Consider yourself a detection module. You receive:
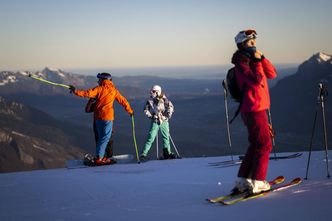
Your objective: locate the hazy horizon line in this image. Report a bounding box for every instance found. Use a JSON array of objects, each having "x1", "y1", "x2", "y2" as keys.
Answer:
[{"x1": 1, "y1": 63, "x2": 299, "y2": 75}]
